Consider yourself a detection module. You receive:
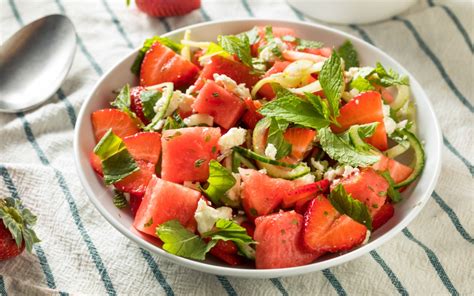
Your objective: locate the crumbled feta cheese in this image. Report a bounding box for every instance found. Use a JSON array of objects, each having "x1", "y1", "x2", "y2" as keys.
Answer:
[
  {"x1": 194, "y1": 199, "x2": 233, "y2": 234},
  {"x1": 258, "y1": 168, "x2": 267, "y2": 174},
  {"x1": 218, "y1": 128, "x2": 247, "y2": 154},
  {"x1": 351, "y1": 88, "x2": 360, "y2": 97},
  {"x1": 123, "y1": 192, "x2": 130, "y2": 202},
  {"x1": 342, "y1": 165, "x2": 359, "y2": 178},
  {"x1": 382, "y1": 104, "x2": 397, "y2": 135},
  {"x1": 154, "y1": 90, "x2": 194, "y2": 118},
  {"x1": 213, "y1": 73, "x2": 251, "y2": 99},
  {"x1": 259, "y1": 38, "x2": 288, "y2": 63},
  {"x1": 264, "y1": 143, "x2": 277, "y2": 160},
  {"x1": 226, "y1": 173, "x2": 241, "y2": 201},
  {"x1": 362, "y1": 230, "x2": 371, "y2": 245},
  {"x1": 152, "y1": 119, "x2": 165, "y2": 131},
  {"x1": 296, "y1": 173, "x2": 315, "y2": 184},
  {"x1": 183, "y1": 114, "x2": 214, "y2": 126},
  {"x1": 324, "y1": 166, "x2": 345, "y2": 181},
  {"x1": 185, "y1": 85, "x2": 196, "y2": 95},
  {"x1": 311, "y1": 159, "x2": 329, "y2": 180}
]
